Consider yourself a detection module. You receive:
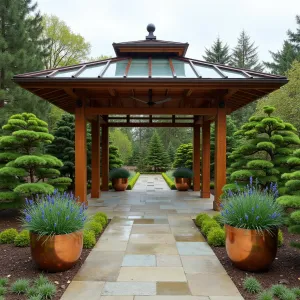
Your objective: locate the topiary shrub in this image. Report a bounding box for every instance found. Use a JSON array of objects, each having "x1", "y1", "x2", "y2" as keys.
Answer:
[
  {"x1": 201, "y1": 219, "x2": 220, "y2": 236},
  {"x1": 0, "y1": 113, "x2": 72, "y2": 207},
  {"x1": 83, "y1": 230, "x2": 96, "y2": 249},
  {"x1": 0, "y1": 228, "x2": 18, "y2": 244},
  {"x1": 172, "y1": 168, "x2": 193, "y2": 178},
  {"x1": 127, "y1": 172, "x2": 140, "y2": 190},
  {"x1": 278, "y1": 229, "x2": 284, "y2": 247},
  {"x1": 212, "y1": 214, "x2": 223, "y2": 226},
  {"x1": 93, "y1": 212, "x2": 108, "y2": 224},
  {"x1": 162, "y1": 172, "x2": 176, "y2": 190},
  {"x1": 195, "y1": 213, "x2": 211, "y2": 228},
  {"x1": 173, "y1": 143, "x2": 193, "y2": 169},
  {"x1": 243, "y1": 276, "x2": 262, "y2": 294},
  {"x1": 207, "y1": 228, "x2": 225, "y2": 246},
  {"x1": 85, "y1": 220, "x2": 103, "y2": 235},
  {"x1": 109, "y1": 168, "x2": 130, "y2": 179},
  {"x1": 11, "y1": 279, "x2": 30, "y2": 294},
  {"x1": 14, "y1": 230, "x2": 30, "y2": 247},
  {"x1": 93, "y1": 215, "x2": 106, "y2": 227}
]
